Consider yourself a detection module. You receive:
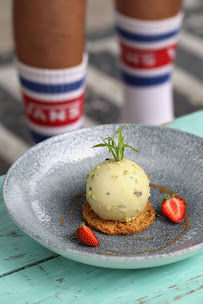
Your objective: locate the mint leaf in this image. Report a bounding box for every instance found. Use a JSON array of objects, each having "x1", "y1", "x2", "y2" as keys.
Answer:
[
  {"x1": 117, "y1": 131, "x2": 124, "y2": 161},
  {"x1": 101, "y1": 137, "x2": 117, "y2": 160},
  {"x1": 123, "y1": 144, "x2": 139, "y2": 153},
  {"x1": 92, "y1": 143, "x2": 107, "y2": 148},
  {"x1": 92, "y1": 125, "x2": 139, "y2": 161},
  {"x1": 113, "y1": 124, "x2": 126, "y2": 137}
]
